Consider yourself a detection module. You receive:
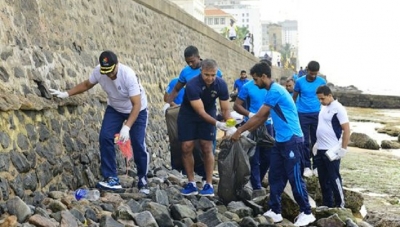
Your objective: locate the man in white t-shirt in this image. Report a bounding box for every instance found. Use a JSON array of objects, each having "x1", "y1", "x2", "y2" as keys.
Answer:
[
  {"x1": 49, "y1": 51, "x2": 150, "y2": 194},
  {"x1": 315, "y1": 85, "x2": 350, "y2": 208}
]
